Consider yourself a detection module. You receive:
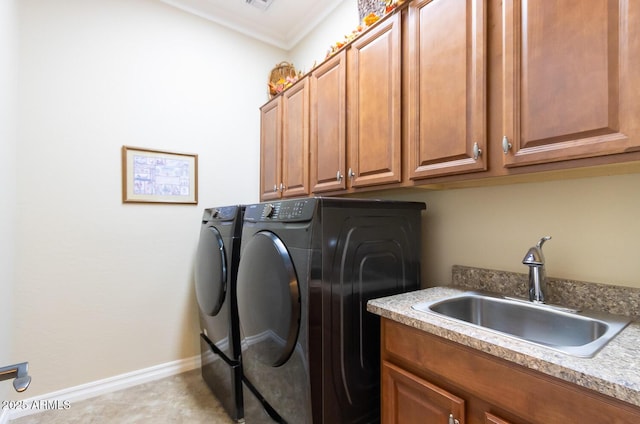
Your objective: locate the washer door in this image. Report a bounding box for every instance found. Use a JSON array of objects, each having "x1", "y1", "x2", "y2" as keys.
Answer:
[
  {"x1": 195, "y1": 225, "x2": 227, "y2": 316},
  {"x1": 237, "y1": 231, "x2": 300, "y2": 367}
]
